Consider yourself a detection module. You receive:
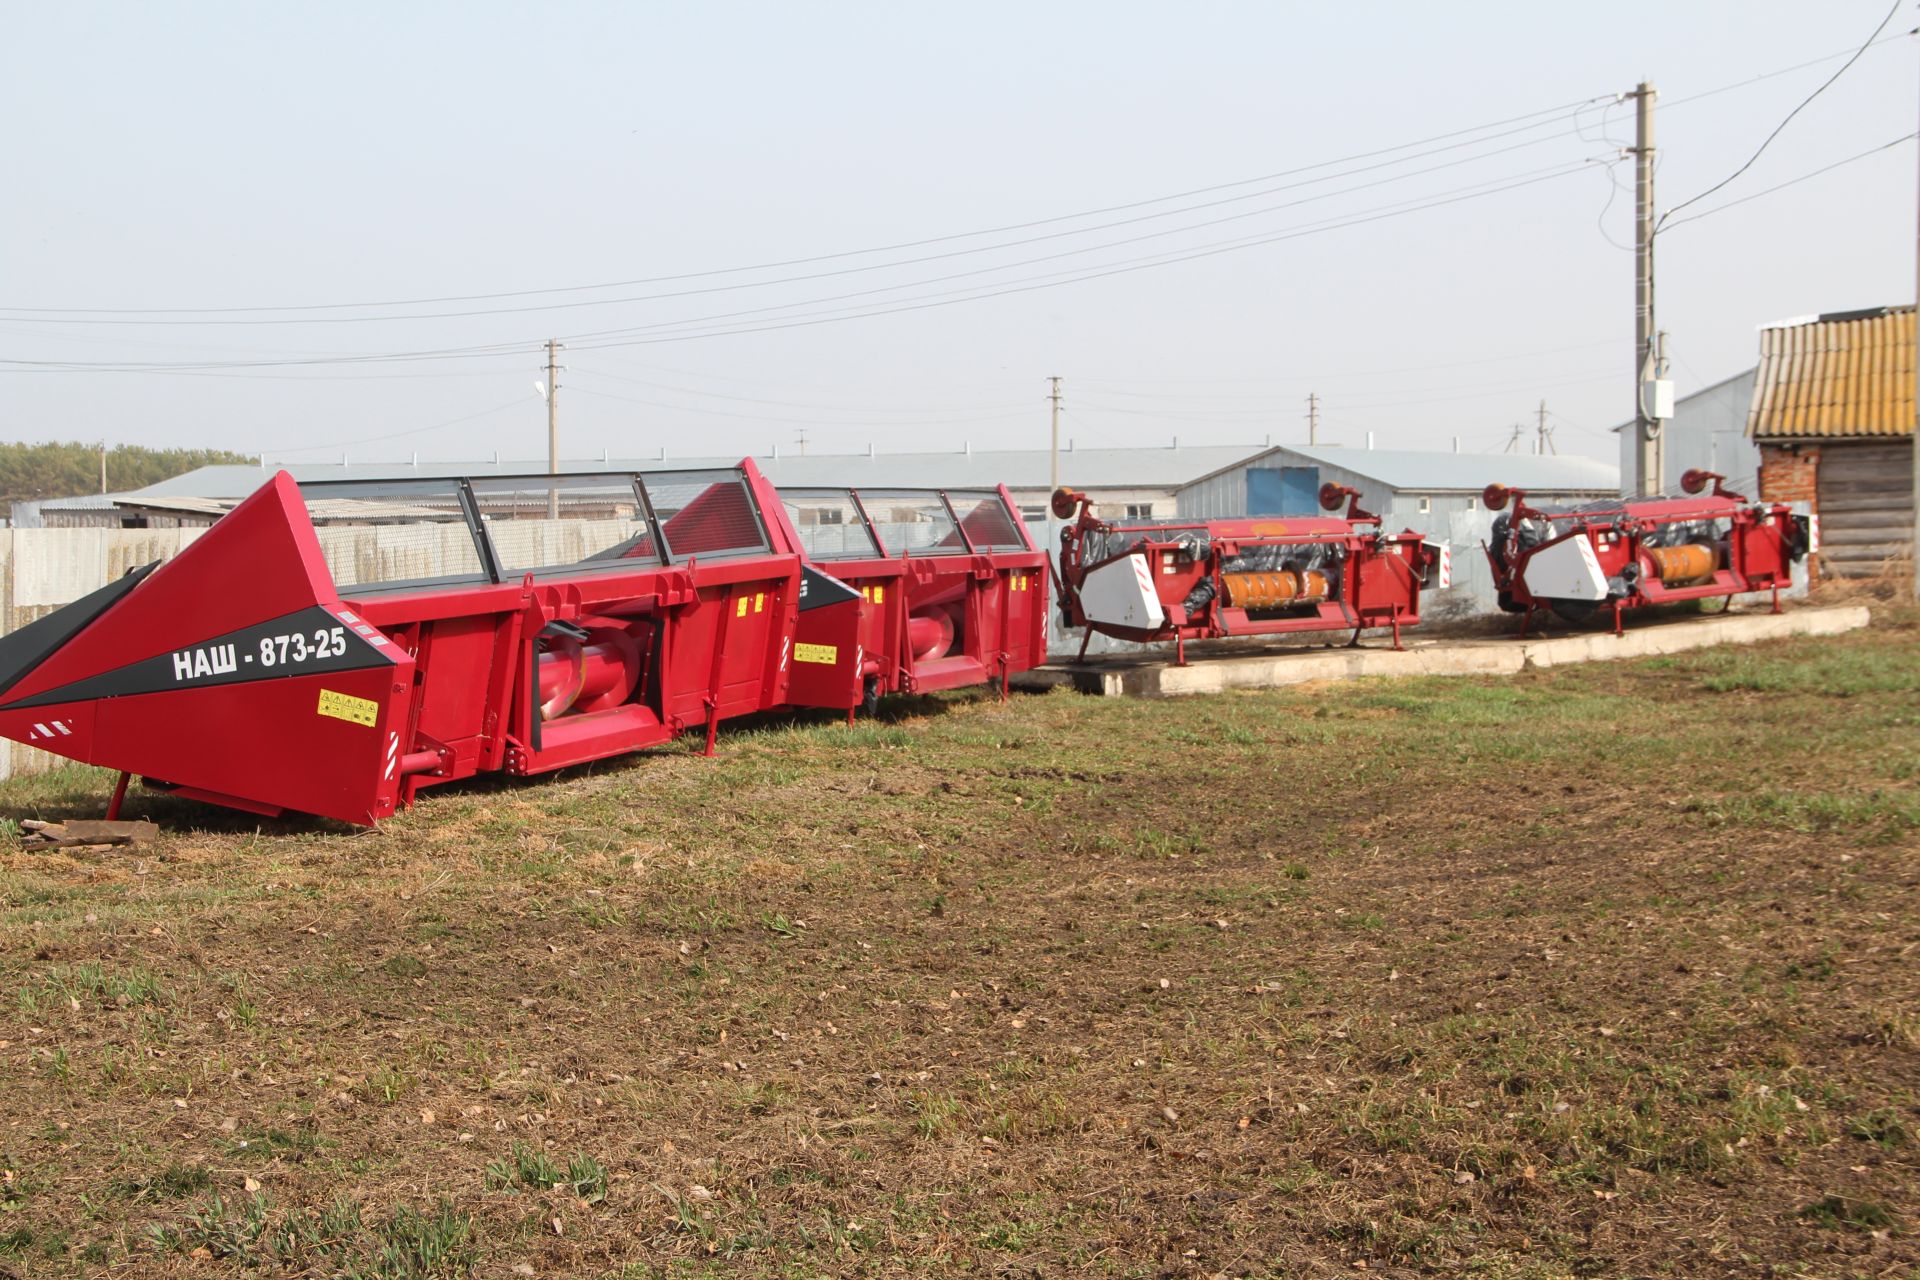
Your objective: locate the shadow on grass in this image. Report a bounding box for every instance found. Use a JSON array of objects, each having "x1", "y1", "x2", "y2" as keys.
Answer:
[{"x1": 0, "y1": 687, "x2": 993, "y2": 837}]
